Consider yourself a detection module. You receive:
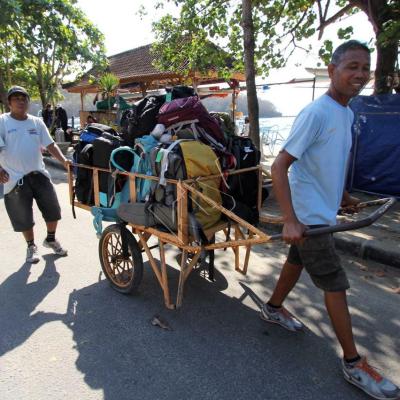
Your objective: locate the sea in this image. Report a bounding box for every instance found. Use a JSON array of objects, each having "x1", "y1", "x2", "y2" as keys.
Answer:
[{"x1": 237, "y1": 115, "x2": 295, "y2": 156}]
